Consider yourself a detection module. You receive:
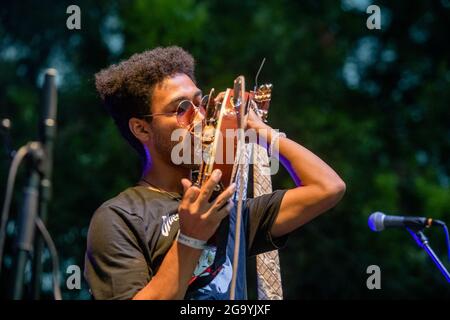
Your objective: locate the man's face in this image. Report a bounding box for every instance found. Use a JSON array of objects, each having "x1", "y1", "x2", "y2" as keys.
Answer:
[{"x1": 149, "y1": 73, "x2": 202, "y2": 169}]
